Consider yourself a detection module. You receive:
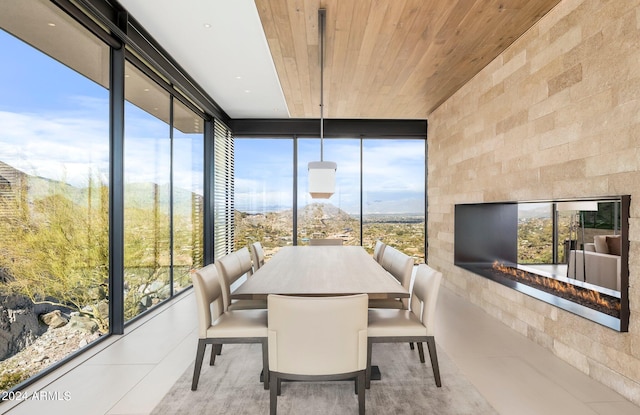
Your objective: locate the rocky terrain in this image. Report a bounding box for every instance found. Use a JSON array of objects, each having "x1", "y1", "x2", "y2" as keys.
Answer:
[{"x1": 0, "y1": 303, "x2": 101, "y2": 392}]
